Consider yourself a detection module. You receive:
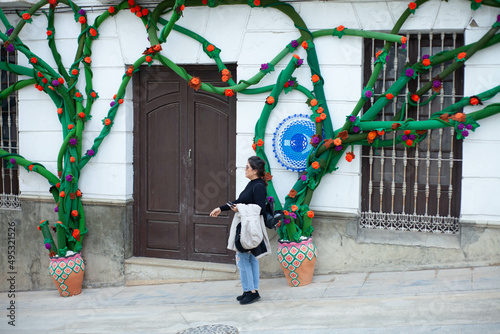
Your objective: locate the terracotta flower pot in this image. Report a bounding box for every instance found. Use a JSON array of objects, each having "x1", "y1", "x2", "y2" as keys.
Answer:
[
  {"x1": 49, "y1": 252, "x2": 85, "y2": 297},
  {"x1": 277, "y1": 237, "x2": 317, "y2": 287}
]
